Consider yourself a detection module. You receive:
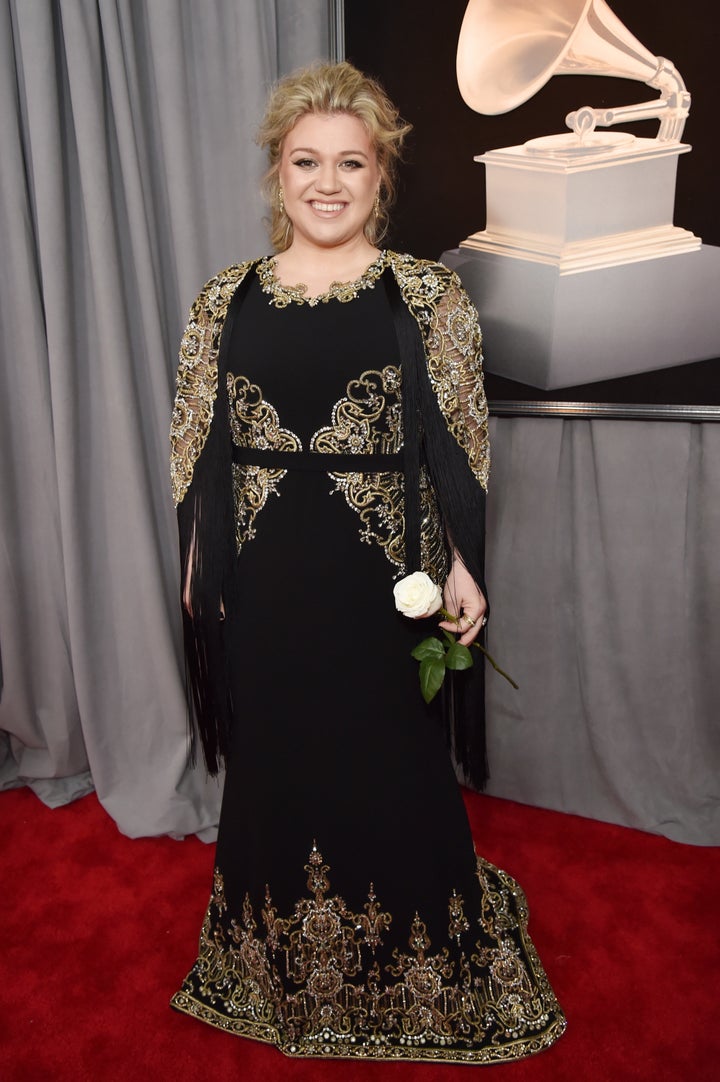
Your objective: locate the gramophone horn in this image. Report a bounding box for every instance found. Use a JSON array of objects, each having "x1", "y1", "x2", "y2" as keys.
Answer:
[{"x1": 457, "y1": 0, "x2": 663, "y2": 115}]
